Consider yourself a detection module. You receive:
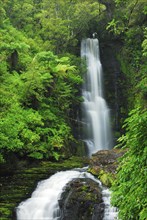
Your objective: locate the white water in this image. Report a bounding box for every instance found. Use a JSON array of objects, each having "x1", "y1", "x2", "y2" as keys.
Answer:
[
  {"x1": 102, "y1": 188, "x2": 118, "y2": 220},
  {"x1": 16, "y1": 170, "x2": 85, "y2": 220},
  {"x1": 81, "y1": 38, "x2": 112, "y2": 156},
  {"x1": 16, "y1": 169, "x2": 118, "y2": 220},
  {"x1": 16, "y1": 38, "x2": 117, "y2": 220}
]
